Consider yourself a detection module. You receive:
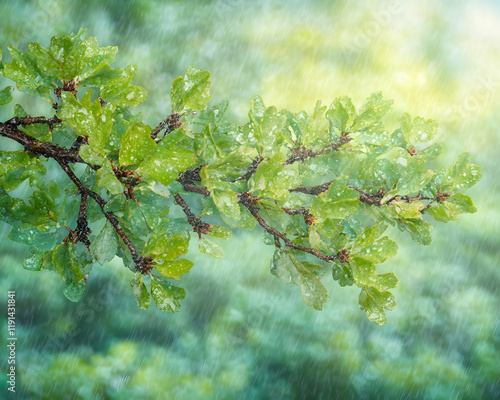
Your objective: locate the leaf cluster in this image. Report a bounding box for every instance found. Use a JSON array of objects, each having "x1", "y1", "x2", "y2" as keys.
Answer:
[{"x1": 0, "y1": 31, "x2": 481, "y2": 324}]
